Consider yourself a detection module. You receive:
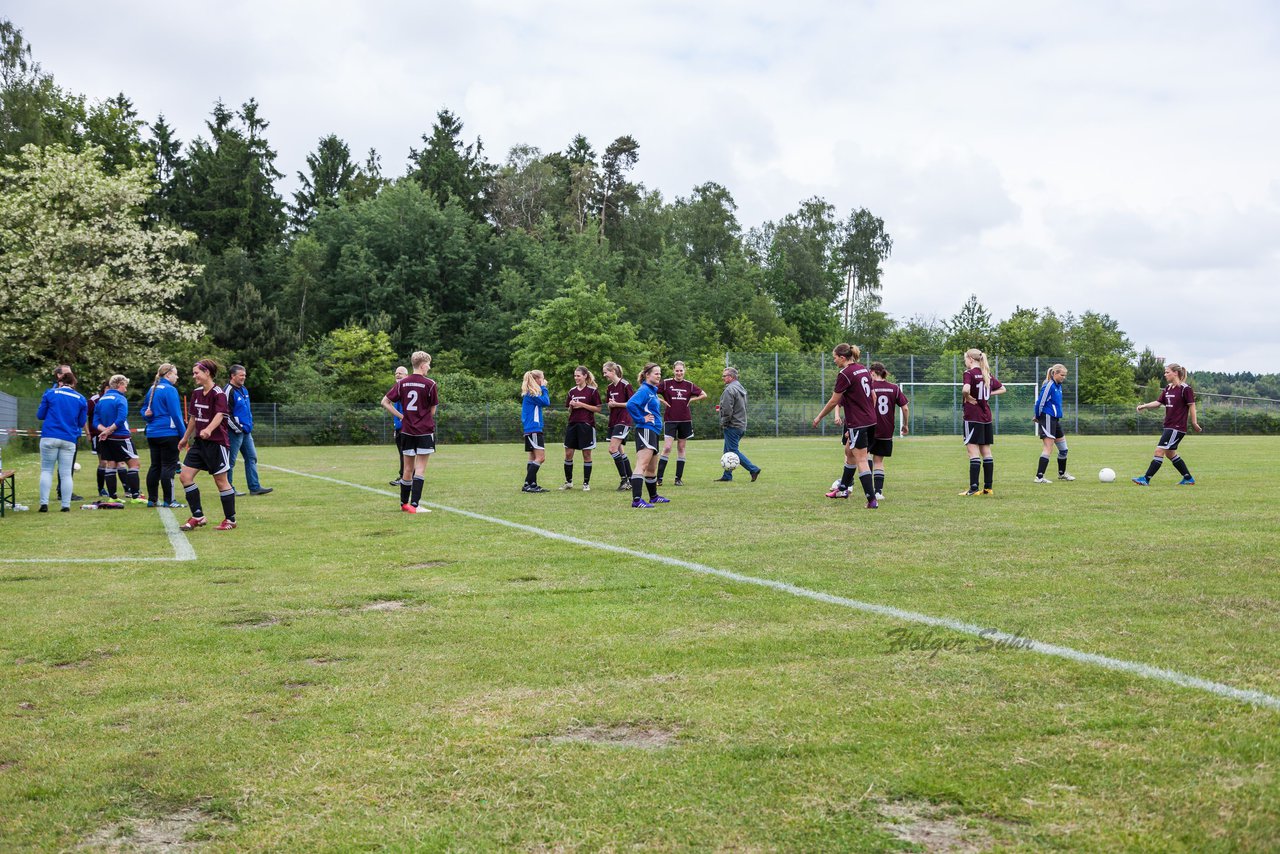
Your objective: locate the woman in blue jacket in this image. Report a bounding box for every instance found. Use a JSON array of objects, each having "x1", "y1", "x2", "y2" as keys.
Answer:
[
  {"x1": 1033, "y1": 363, "x2": 1074, "y2": 483},
  {"x1": 625, "y1": 363, "x2": 669, "y2": 508},
  {"x1": 141, "y1": 363, "x2": 186, "y2": 507},
  {"x1": 520, "y1": 370, "x2": 550, "y2": 493},
  {"x1": 36, "y1": 369, "x2": 88, "y2": 512}
]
